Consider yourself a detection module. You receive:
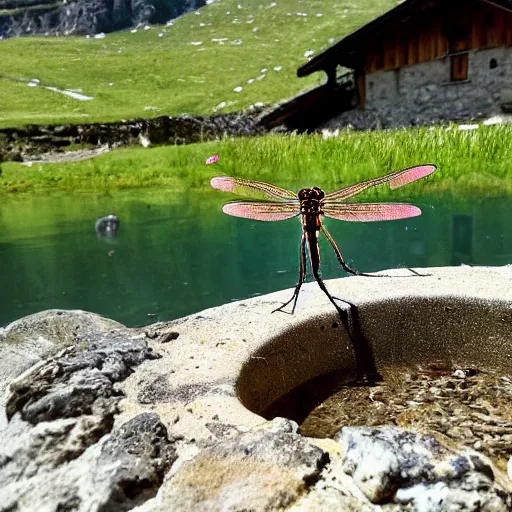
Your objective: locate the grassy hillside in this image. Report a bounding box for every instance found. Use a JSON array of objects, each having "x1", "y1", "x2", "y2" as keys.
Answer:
[{"x1": 0, "y1": 0, "x2": 393, "y2": 128}]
